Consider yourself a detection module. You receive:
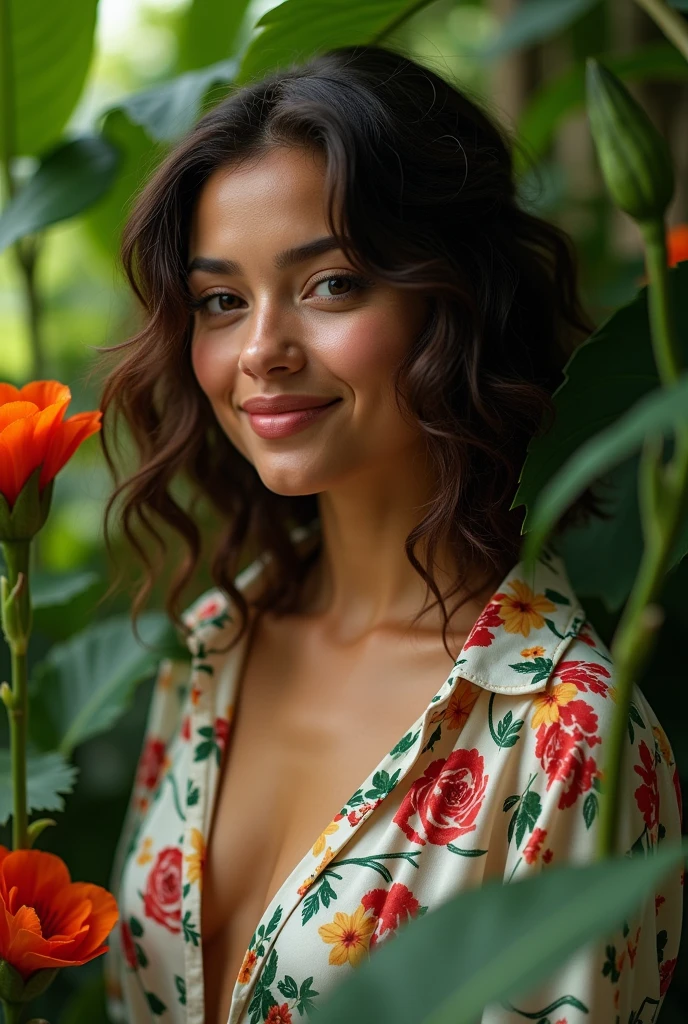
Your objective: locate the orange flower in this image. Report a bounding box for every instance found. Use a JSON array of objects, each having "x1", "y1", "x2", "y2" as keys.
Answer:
[
  {"x1": 0, "y1": 846, "x2": 118, "y2": 980},
  {"x1": 0, "y1": 380, "x2": 101, "y2": 508},
  {"x1": 237, "y1": 948, "x2": 258, "y2": 984},
  {"x1": 444, "y1": 680, "x2": 481, "y2": 731},
  {"x1": 667, "y1": 223, "x2": 688, "y2": 267}
]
